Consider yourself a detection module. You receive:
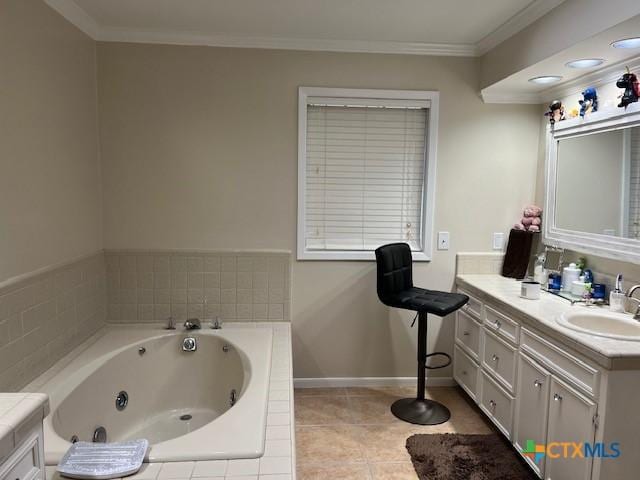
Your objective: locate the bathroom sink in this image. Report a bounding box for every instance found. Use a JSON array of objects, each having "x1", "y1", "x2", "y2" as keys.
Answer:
[{"x1": 557, "y1": 311, "x2": 640, "y2": 341}]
